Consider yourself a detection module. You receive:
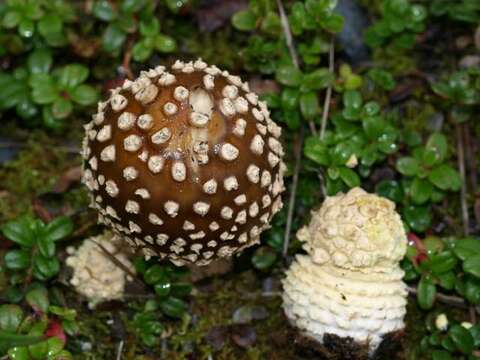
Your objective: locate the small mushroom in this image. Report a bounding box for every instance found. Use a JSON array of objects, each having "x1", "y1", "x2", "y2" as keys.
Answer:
[
  {"x1": 82, "y1": 59, "x2": 285, "y2": 266},
  {"x1": 65, "y1": 231, "x2": 135, "y2": 309},
  {"x1": 282, "y1": 187, "x2": 407, "y2": 357}
]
